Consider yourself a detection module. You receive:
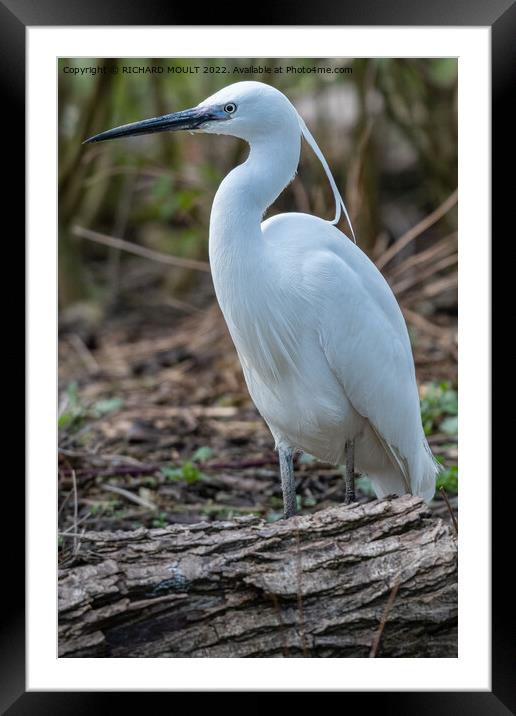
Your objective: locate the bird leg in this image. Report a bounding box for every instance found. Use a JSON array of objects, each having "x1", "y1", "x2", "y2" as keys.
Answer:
[
  {"x1": 344, "y1": 439, "x2": 356, "y2": 504},
  {"x1": 279, "y1": 446, "x2": 297, "y2": 519}
]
